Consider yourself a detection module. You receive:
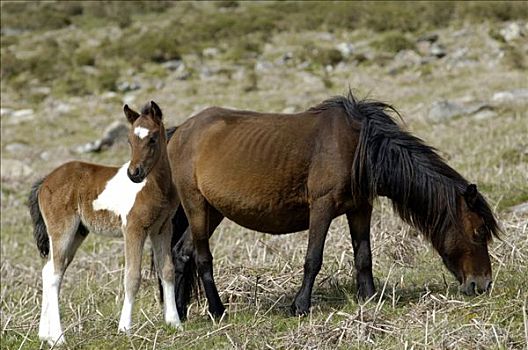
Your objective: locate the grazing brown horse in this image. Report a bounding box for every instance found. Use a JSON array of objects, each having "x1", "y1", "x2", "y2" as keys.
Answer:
[
  {"x1": 166, "y1": 91, "x2": 500, "y2": 320},
  {"x1": 29, "y1": 102, "x2": 181, "y2": 345}
]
